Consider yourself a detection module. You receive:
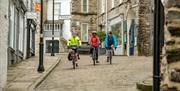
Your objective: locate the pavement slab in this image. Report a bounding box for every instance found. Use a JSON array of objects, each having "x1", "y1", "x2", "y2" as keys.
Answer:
[
  {"x1": 36, "y1": 54, "x2": 152, "y2": 91},
  {"x1": 5, "y1": 54, "x2": 61, "y2": 91}
]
